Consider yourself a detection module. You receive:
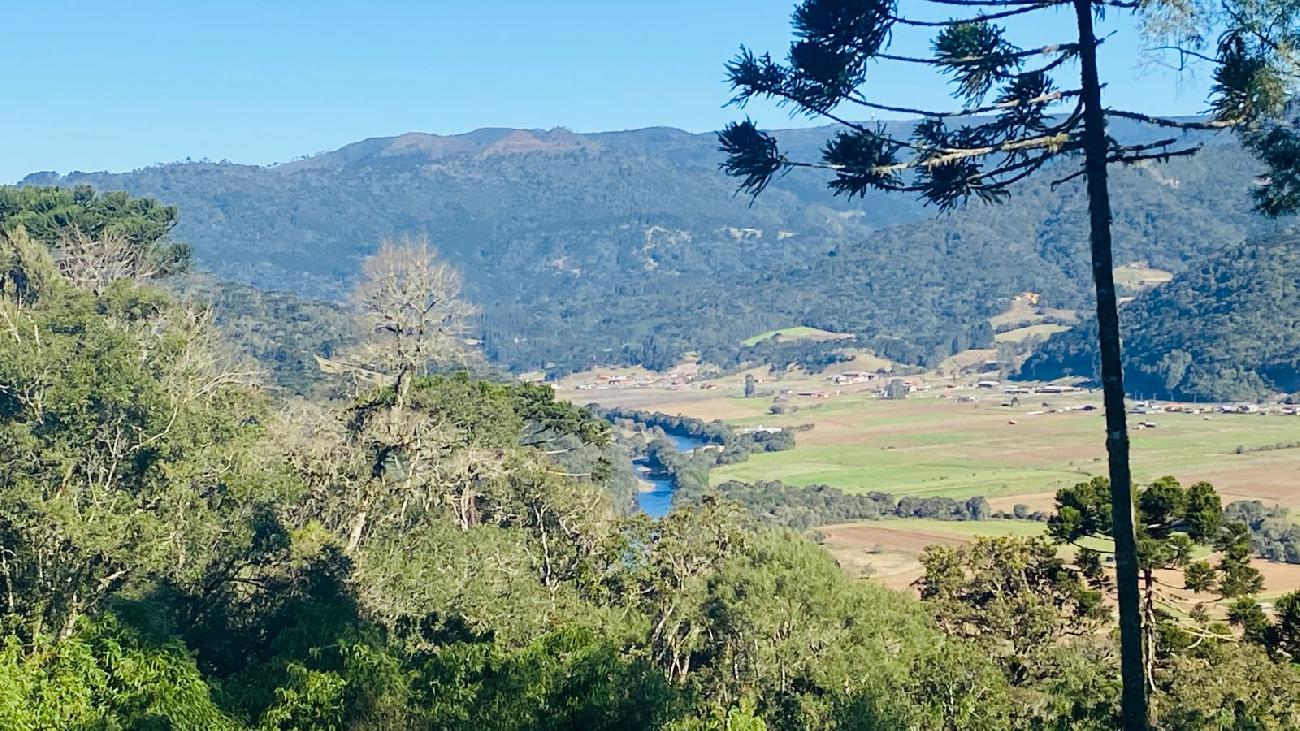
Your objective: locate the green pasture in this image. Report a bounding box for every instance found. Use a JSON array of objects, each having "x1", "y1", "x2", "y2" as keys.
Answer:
[
  {"x1": 713, "y1": 396, "x2": 1300, "y2": 501},
  {"x1": 741, "y1": 326, "x2": 850, "y2": 347},
  {"x1": 994, "y1": 323, "x2": 1070, "y2": 343}
]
